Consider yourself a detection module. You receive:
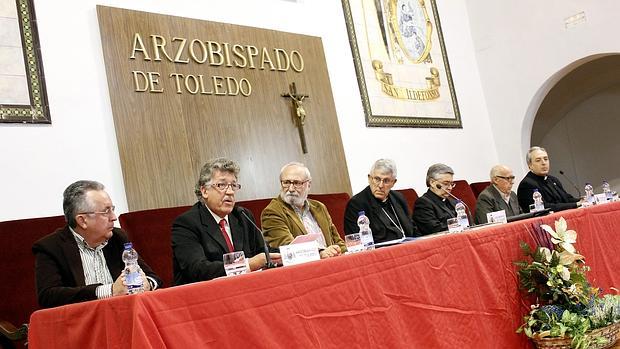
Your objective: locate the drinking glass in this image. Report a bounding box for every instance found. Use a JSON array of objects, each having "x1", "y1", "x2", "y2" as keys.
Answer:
[
  {"x1": 345, "y1": 233, "x2": 364, "y2": 254},
  {"x1": 447, "y1": 217, "x2": 463, "y2": 233},
  {"x1": 223, "y1": 251, "x2": 249, "y2": 277}
]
